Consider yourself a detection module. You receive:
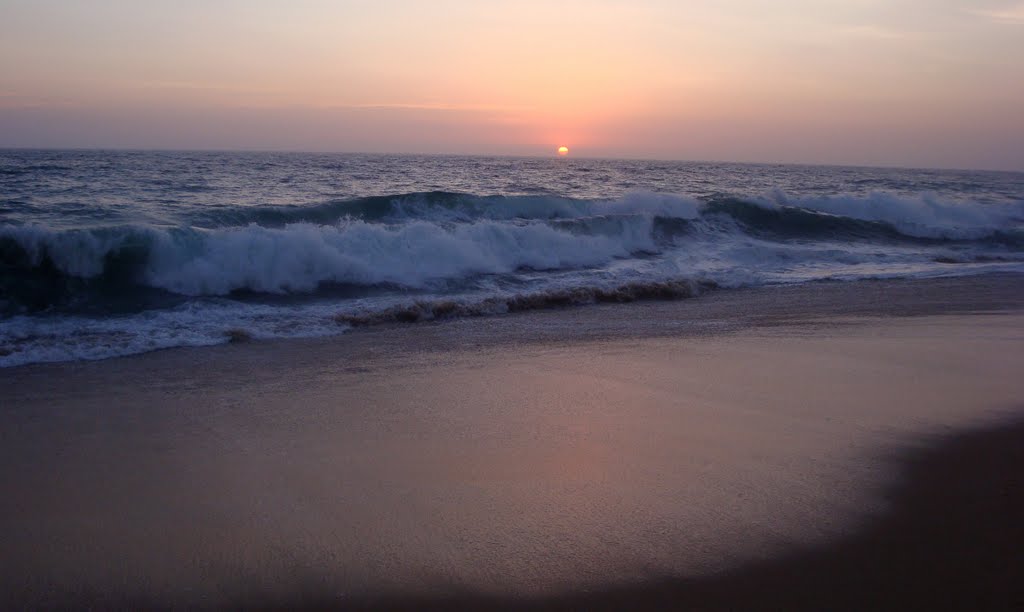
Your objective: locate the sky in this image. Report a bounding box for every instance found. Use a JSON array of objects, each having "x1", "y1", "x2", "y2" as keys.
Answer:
[{"x1": 1, "y1": 0, "x2": 1023, "y2": 170}]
